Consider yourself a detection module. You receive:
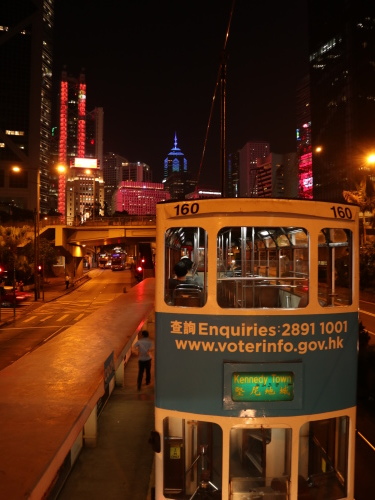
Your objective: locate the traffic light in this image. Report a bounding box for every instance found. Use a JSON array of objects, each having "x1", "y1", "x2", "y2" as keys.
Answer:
[
  {"x1": 0, "y1": 266, "x2": 7, "y2": 281},
  {"x1": 37, "y1": 265, "x2": 42, "y2": 274},
  {"x1": 134, "y1": 264, "x2": 143, "y2": 282}
]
